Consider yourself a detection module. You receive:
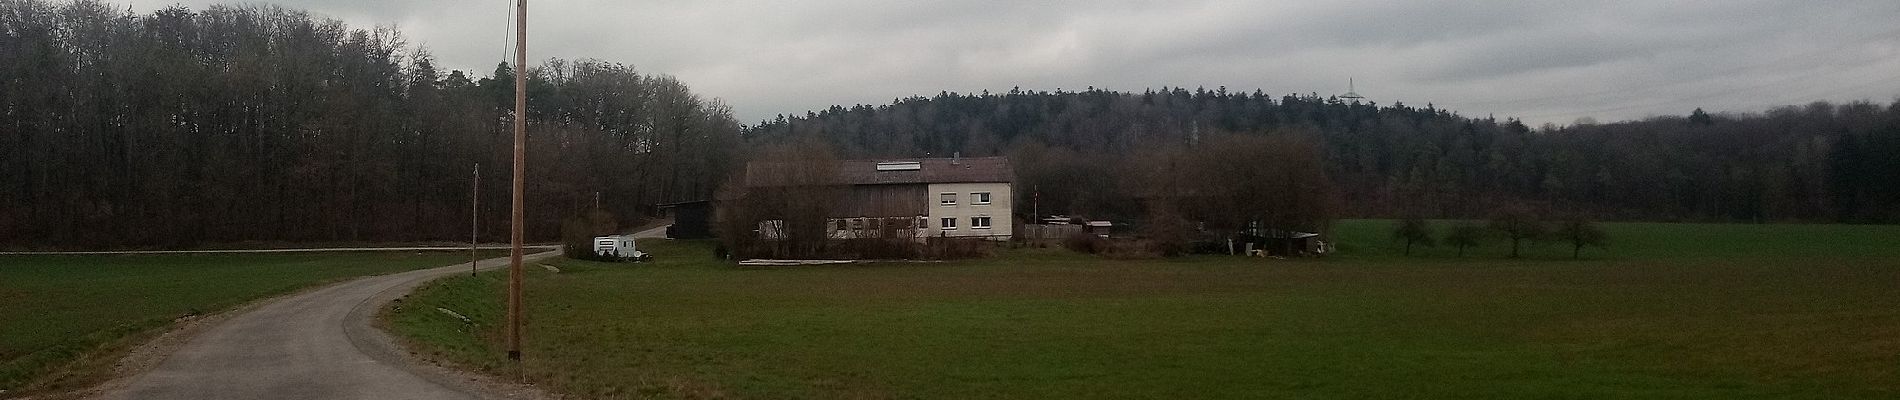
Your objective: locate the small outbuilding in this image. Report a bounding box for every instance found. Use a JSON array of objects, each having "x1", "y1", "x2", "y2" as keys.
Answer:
[
  {"x1": 1236, "y1": 228, "x2": 1327, "y2": 257},
  {"x1": 657, "y1": 200, "x2": 715, "y2": 239}
]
